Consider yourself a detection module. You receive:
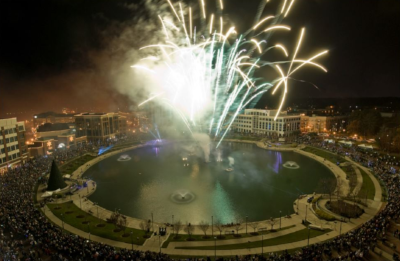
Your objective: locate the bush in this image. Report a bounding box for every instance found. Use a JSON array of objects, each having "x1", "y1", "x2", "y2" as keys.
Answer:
[{"x1": 315, "y1": 209, "x2": 336, "y2": 221}]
